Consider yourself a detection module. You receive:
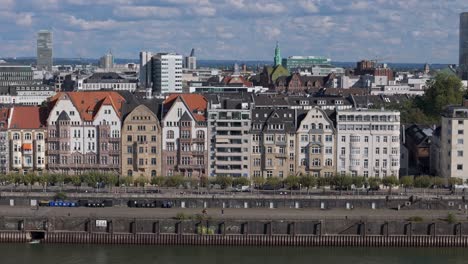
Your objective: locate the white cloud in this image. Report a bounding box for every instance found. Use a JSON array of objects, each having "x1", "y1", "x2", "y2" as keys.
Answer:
[
  {"x1": 264, "y1": 26, "x2": 281, "y2": 40},
  {"x1": 299, "y1": 0, "x2": 319, "y2": 13},
  {"x1": 349, "y1": 1, "x2": 368, "y2": 10},
  {"x1": 66, "y1": 15, "x2": 125, "y2": 30},
  {"x1": 113, "y1": 6, "x2": 181, "y2": 18},
  {"x1": 192, "y1": 5, "x2": 216, "y2": 16},
  {"x1": 0, "y1": 0, "x2": 14, "y2": 10},
  {"x1": 15, "y1": 13, "x2": 33, "y2": 26}
]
